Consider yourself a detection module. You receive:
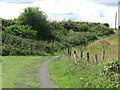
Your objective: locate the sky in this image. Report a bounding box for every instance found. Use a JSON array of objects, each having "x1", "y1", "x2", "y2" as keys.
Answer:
[{"x1": 0, "y1": 0, "x2": 119, "y2": 28}]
